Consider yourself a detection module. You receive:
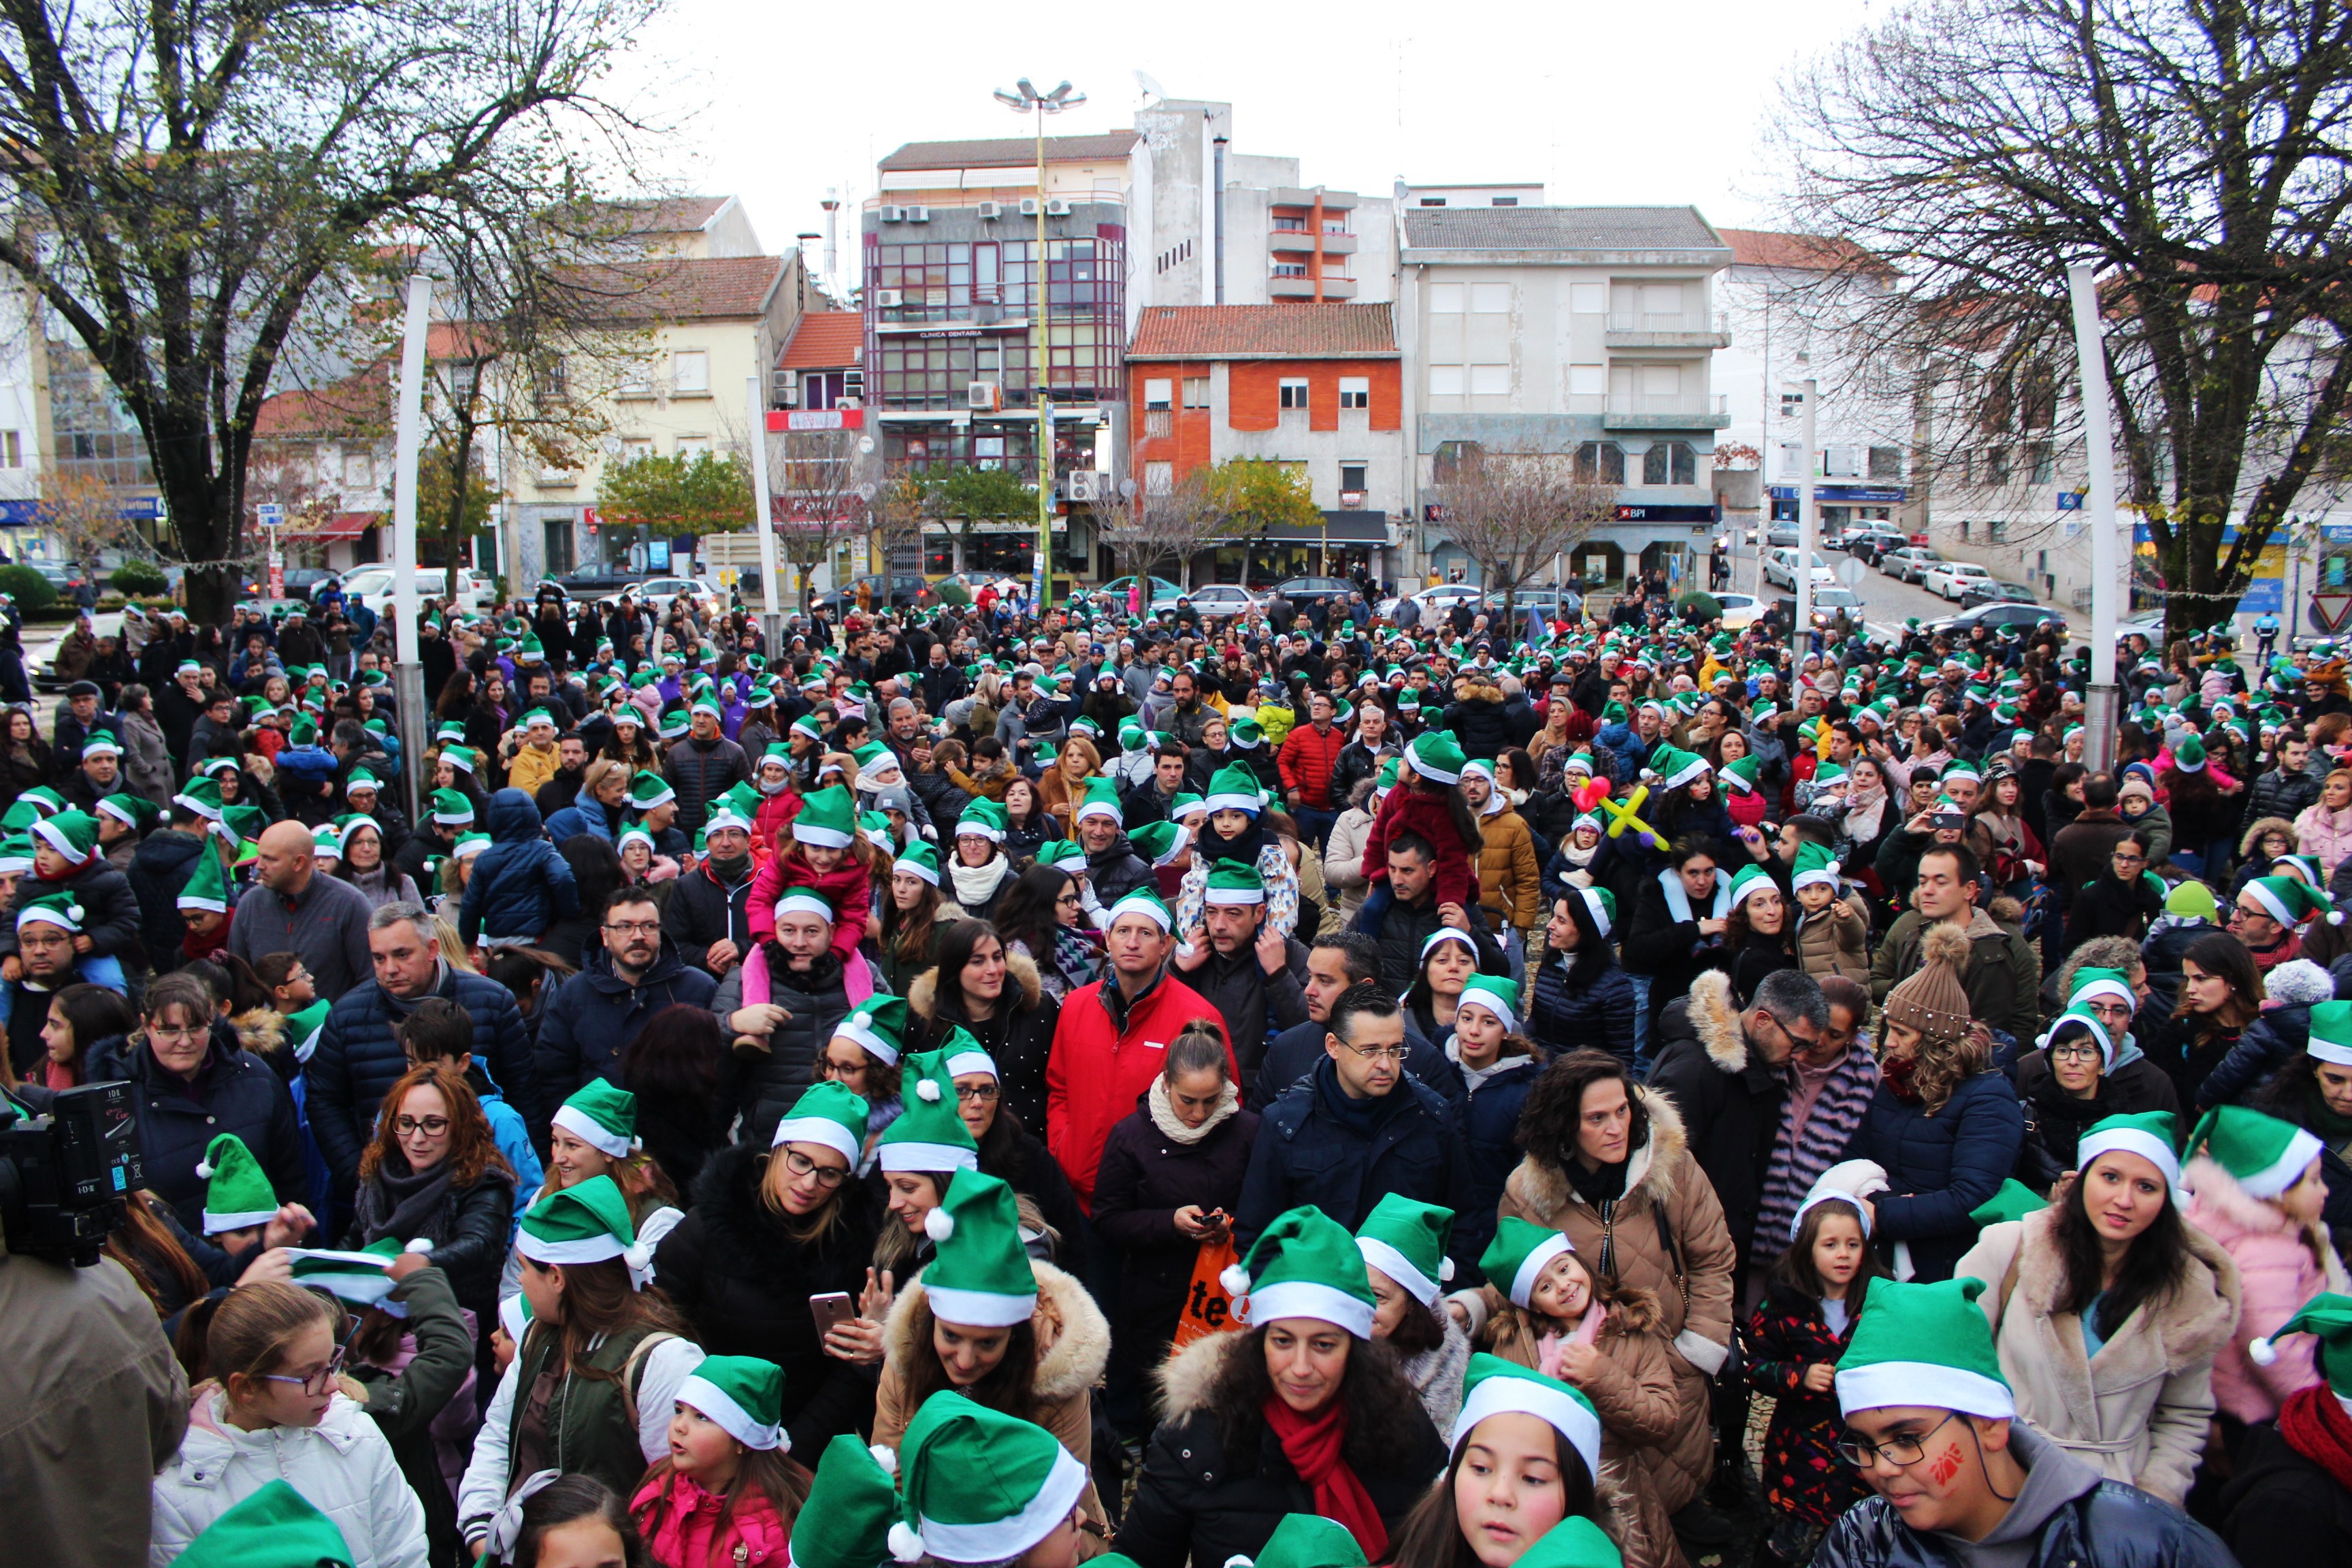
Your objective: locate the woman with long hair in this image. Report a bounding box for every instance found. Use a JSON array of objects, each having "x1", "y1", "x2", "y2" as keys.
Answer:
[
  {"x1": 1405, "y1": 927, "x2": 1481, "y2": 1054},
  {"x1": 1385, "y1": 1364, "x2": 1614, "y2": 1568},
  {"x1": 1036, "y1": 734, "x2": 1102, "y2": 837},
  {"x1": 1956, "y1": 1117, "x2": 2238, "y2": 1504},
  {"x1": 617, "y1": 1004, "x2": 728, "y2": 1197},
  {"x1": 1115, "y1": 1208, "x2": 1450, "y2": 1568},
  {"x1": 944, "y1": 803, "x2": 1019, "y2": 921},
  {"x1": 911, "y1": 916, "x2": 1058, "y2": 1134},
  {"x1": 652, "y1": 1083, "x2": 884, "y2": 1456},
  {"x1": 990, "y1": 862, "x2": 1100, "y2": 1004},
  {"x1": 1526, "y1": 891, "x2": 1636, "y2": 1067},
  {"x1": 33, "y1": 979, "x2": 135, "y2": 1091},
  {"x1": 877, "y1": 848, "x2": 955, "y2": 996},
  {"x1": 434, "y1": 668, "x2": 477, "y2": 725},
  {"x1": 348, "y1": 1062, "x2": 515, "y2": 1346},
  {"x1": 998, "y1": 774, "x2": 1061, "y2": 862},
  {"x1": 2151, "y1": 931, "x2": 2266, "y2": 1107},
  {"x1": 1969, "y1": 765, "x2": 2045, "y2": 899},
  {"x1": 467, "y1": 668, "x2": 512, "y2": 762},
  {"x1": 332, "y1": 817, "x2": 422, "y2": 910},
  {"x1": 0, "y1": 703, "x2": 49, "y2": 811},
  {"x1": 1712, "y1": 867, "x2": 1797, "y2": 1006}
]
